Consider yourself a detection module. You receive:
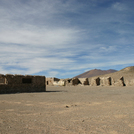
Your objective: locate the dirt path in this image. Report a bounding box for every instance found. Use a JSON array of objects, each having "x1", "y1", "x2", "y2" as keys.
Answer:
[{"x1": 0, "y1": 86, "x2": 134, "y2": 134}]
